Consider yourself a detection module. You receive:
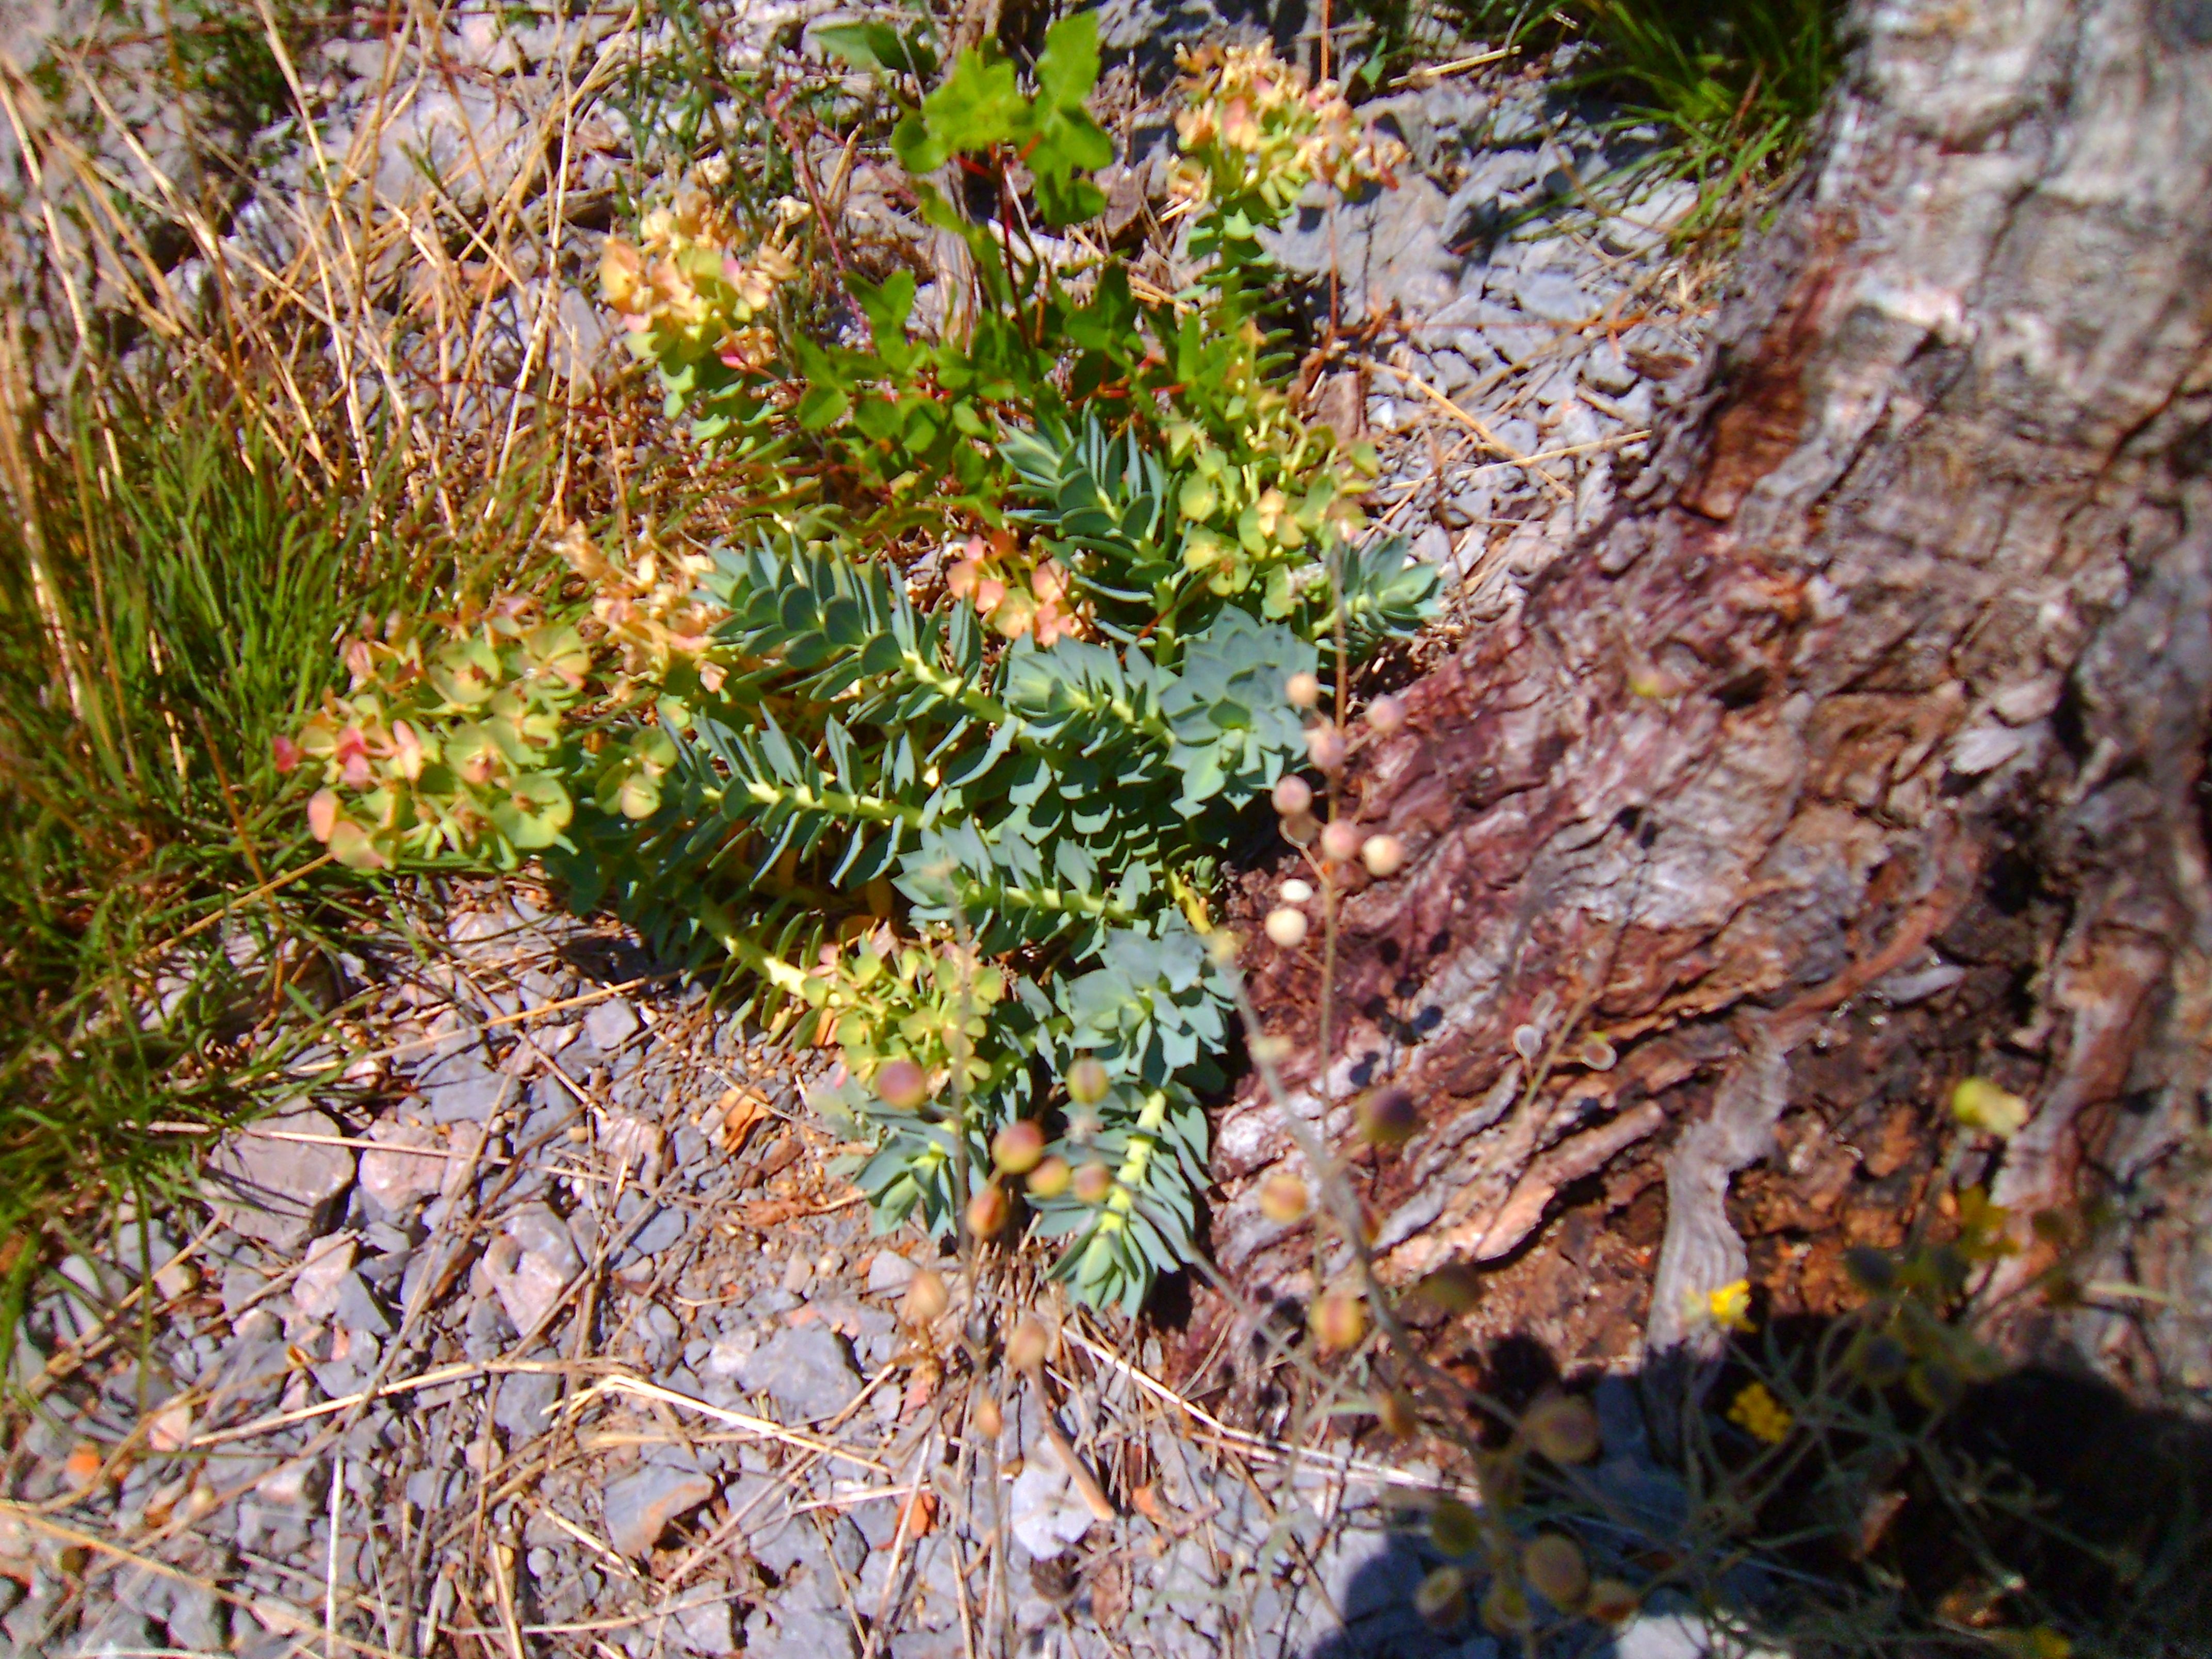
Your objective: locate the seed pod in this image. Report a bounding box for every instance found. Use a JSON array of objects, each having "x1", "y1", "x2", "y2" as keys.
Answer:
[
  {"x1": 1414, "y1": 1263, "x2": 1482, "y2": 1314},
  {"x1": 1026, "y1": 1156, "x2": 1072, "y2": 1199},
  {"x1": 1309, "y1": 1291, "x2": 1368, "y2": 1353},
  {"x1": 1072, "y1": 1161, "x2": 1115, "y2": 1205},
  {"x1": 1264, "y1": 906, "x2": 1310, "y2": 948},
  {"x1": 973, "y1": 1394, "x2": 1003, "y2": 1439},
  {"x1": 992, "y1": 1120, "x2": 1045, "y2": 1175},
  {"x1": 1522, "y1": 1533, "x2": 1590, "y2": 1610},
  {"x1": 1065, "y1": 1056, "x2": 1110, "y2": 1106},
  {"x1": 1578, "y1": 1032, "x2": 1618, "y2": 1071},
  {"x1": 1428, "y1": 1497, "x2": 1482, "y2": 1557},
  {"x1": 1481, "y1": 1579, "x2": 1534, "y2": 1636},
  {"x1": 1271, "y1": 774, "x2": 1314, "y2": 817},
  {"x1": 901, "y1": 1268, "x2": 950, "y2": 1326},
  {"x1": 1258, "y1": 1170, "x2": 1311, "y2": 1223},
  {"x1": 1281, "y1": 810, "x2": 1320, "y2": 847},
  {"x1": 875, "y1": 1057, "x2": 929, "y2": 1110},
  {"x1": 965, "y1": 1183, "x2": 1009, "y2": 1238},
  {"x1": 1357, "y1": 1084, "x2": 1418, "y2": 1147},
  {"x1": 1585, "y1": 1578, "x2": 1640, "y2": 1625},
  {"x1": 1006, "y1": 1316, "x2": 1050, "y2": 1373},
  {"x1": 1366, "y1": 693, "x2": 1407, "y2": 735},
  {"x1": 1305, "y1": 722, "x2": 1347, "y2": 772},
  {"x1": 1285, "y1": 671, "x2": 1322, "y2": 710},
  {"x1": 1375, "y1": 1389, "x2": 1419, "y2": 1440},
  {"x1": 1413, "y1": 1566, "x2": 1468, "y2": 1631},
  {"x1": 1360, "y1": 834, "x2": 1405, "y2": 877},
  {"x1": 1522, "y1": 1393, "x2": 1602, "y2": 1464},
  {"x1": 1320, "y1": 819, "x2": 1362, "y2": 863}
]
